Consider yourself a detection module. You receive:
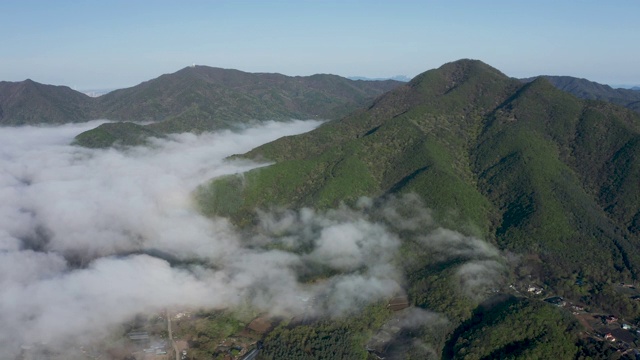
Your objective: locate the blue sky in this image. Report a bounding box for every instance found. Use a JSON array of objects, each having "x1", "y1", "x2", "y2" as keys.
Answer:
[{"x1": 1, "y1": 1, "x2": 638, "y2": 89}]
